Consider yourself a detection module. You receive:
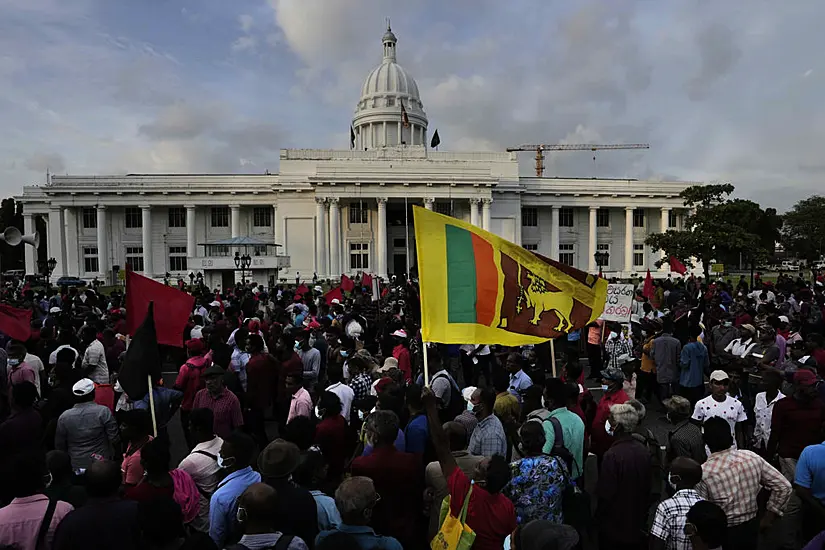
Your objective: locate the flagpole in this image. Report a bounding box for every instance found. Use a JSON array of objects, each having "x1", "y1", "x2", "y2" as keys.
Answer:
[
  {"x1": 422, "y1": 340, "x2": 430, "y2": 387},
  {"x1": 550, "y1": 338, "x2": 557, "y2": 377},
  {"x1": 405, "y1": 196, "x2": 410, "y2": 279},
  {"x1": 147, "y1": 374, "x2": 158, "y2": 437}
]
